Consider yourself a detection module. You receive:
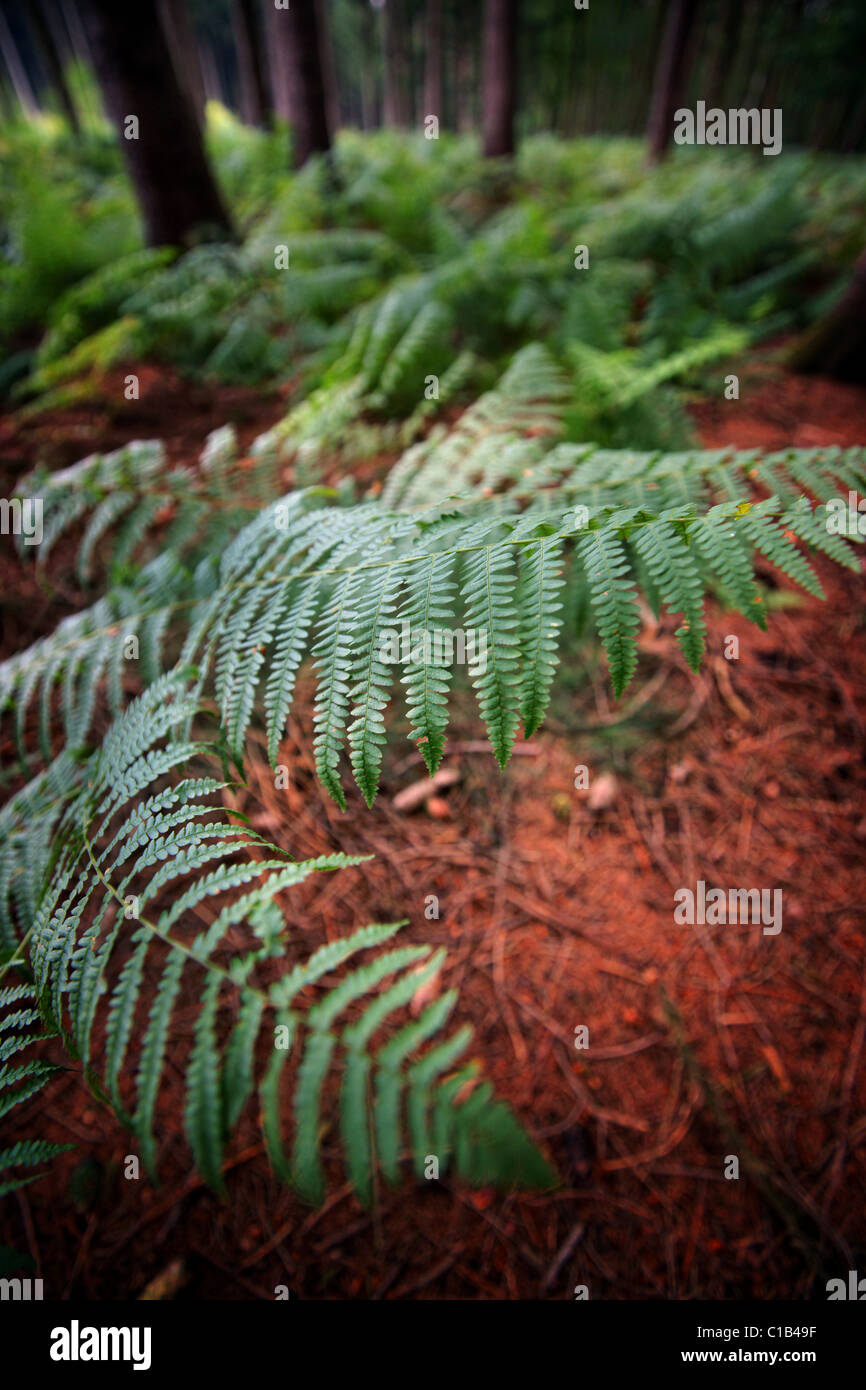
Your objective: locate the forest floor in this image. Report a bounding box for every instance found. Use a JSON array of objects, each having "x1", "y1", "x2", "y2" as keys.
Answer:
[{"x1": 1, "y1": 352, "x2": 865, "y2": 1300}]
